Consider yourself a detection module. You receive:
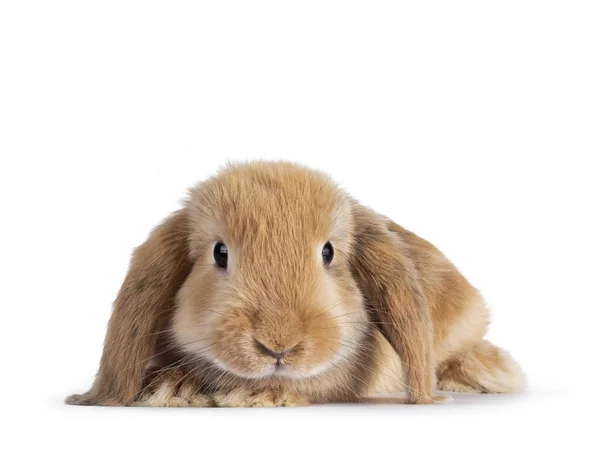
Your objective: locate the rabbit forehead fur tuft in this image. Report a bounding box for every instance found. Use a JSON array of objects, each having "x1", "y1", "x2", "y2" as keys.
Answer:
[
  {"x1": 186, "y1": 161, "x2": 354, "y2": 256},
  {"x1": 173, "y1": 161, "x2": 368, "y2": 381}
]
